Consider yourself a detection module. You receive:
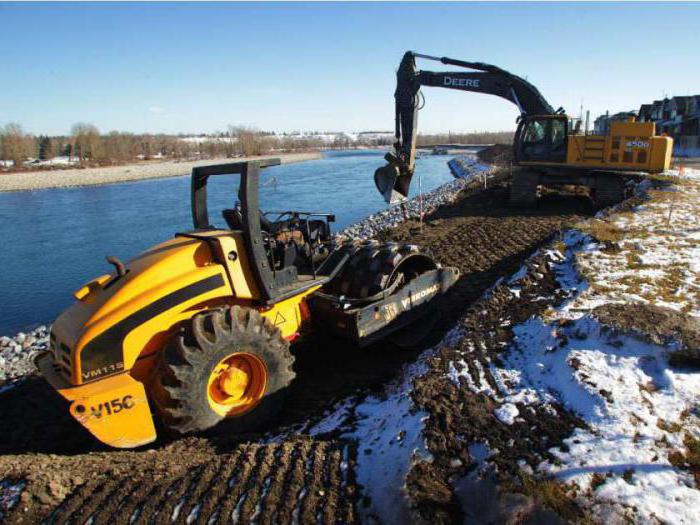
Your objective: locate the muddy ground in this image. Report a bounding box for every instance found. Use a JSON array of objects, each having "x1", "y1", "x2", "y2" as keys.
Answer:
[{"x1": 0, "y1": 172, "x2": 603, "y2": 523}]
